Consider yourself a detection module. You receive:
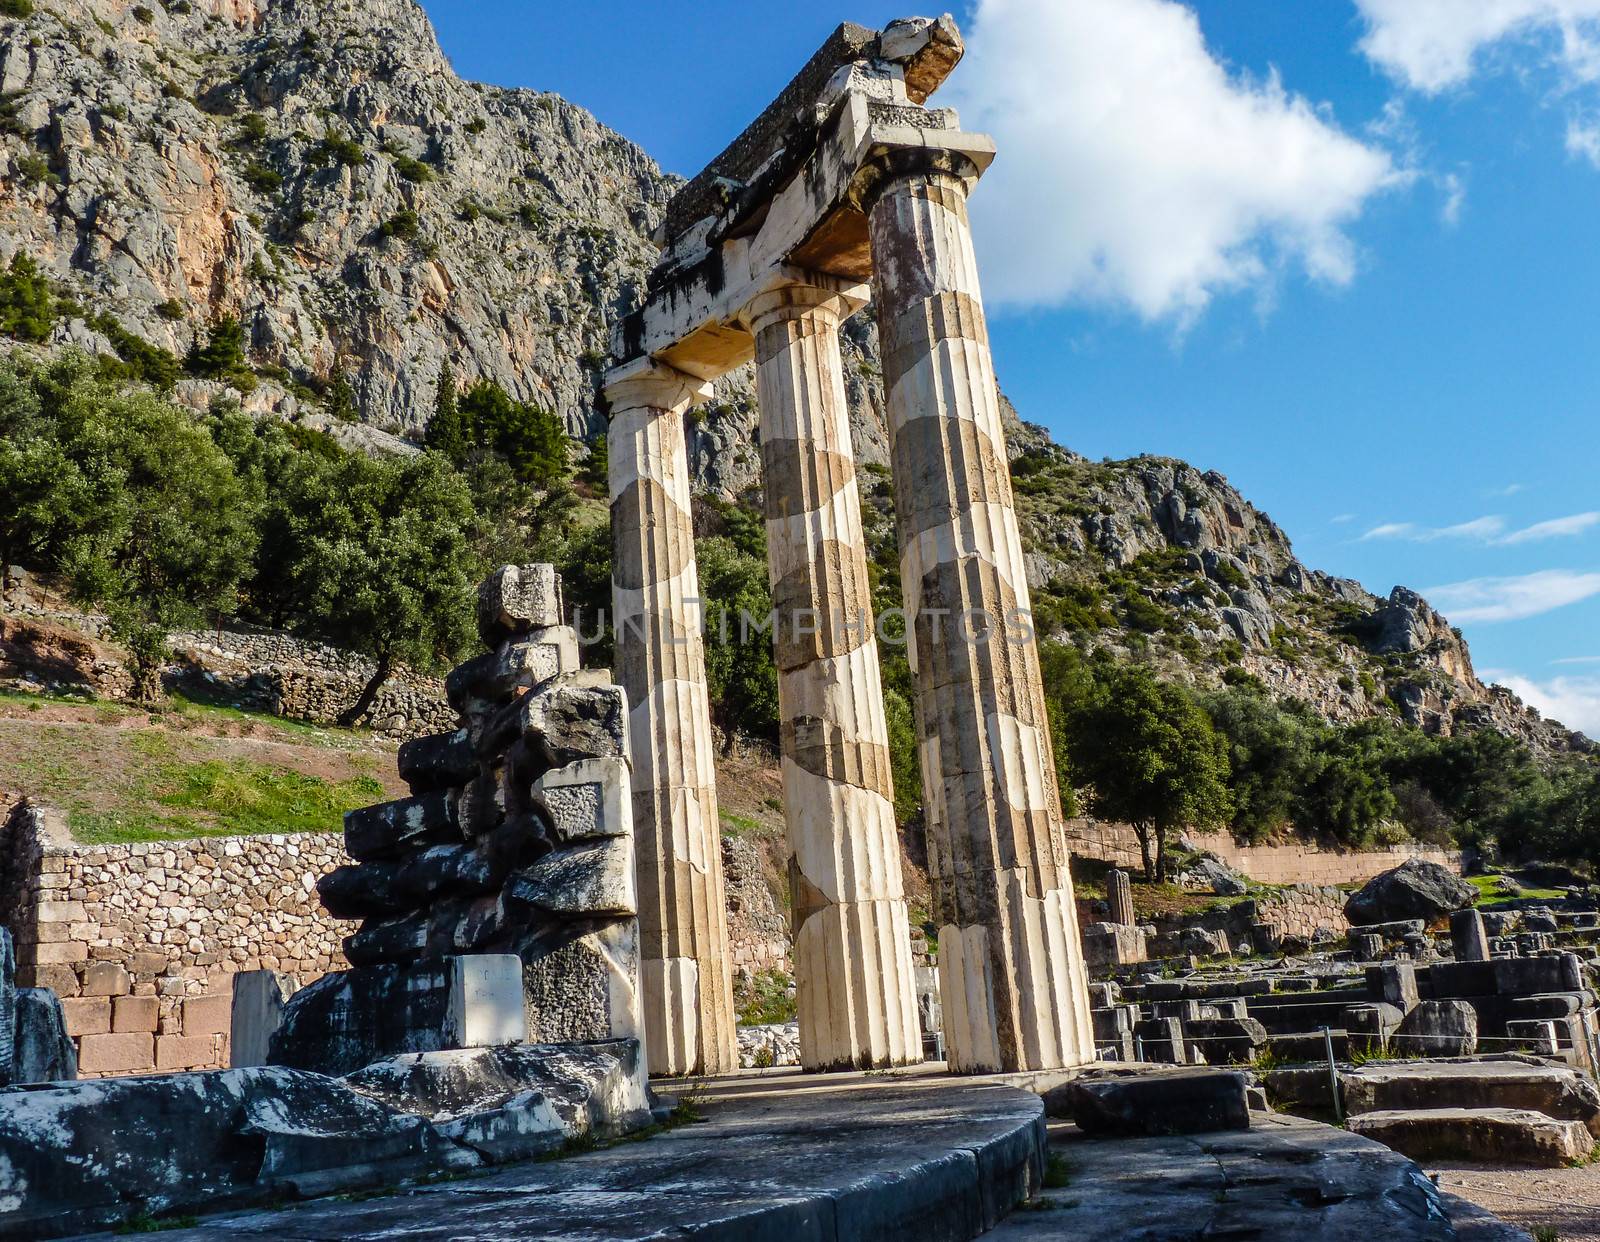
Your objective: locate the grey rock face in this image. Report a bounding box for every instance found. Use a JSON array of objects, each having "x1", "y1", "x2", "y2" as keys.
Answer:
[{"x1": 1343, "y1": 859, "x2": 1477, "y2": 926}]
